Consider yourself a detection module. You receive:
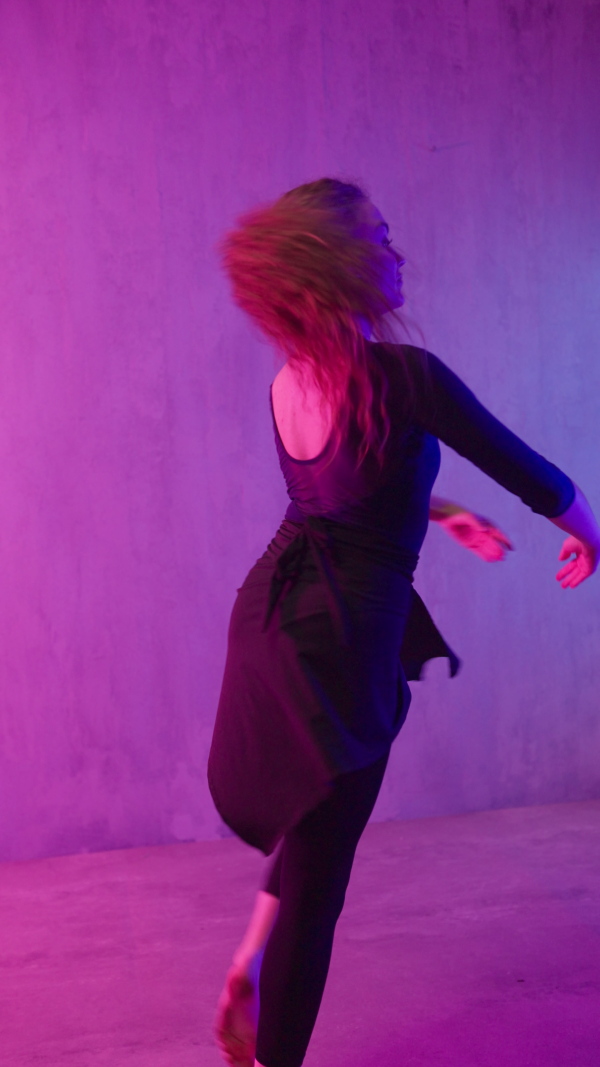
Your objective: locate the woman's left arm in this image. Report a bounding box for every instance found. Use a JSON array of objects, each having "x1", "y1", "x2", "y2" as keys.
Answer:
[{"x1": 430, "y1": 495, "x2": 514, "y2": 562}]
